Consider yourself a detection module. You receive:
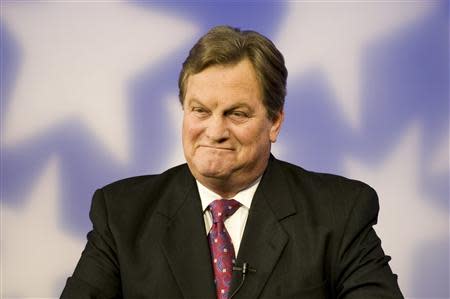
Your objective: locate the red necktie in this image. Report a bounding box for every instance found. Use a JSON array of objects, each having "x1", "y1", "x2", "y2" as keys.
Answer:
[{"x1": 207, "y1": 199, "x2": 241, "y2": 299}]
